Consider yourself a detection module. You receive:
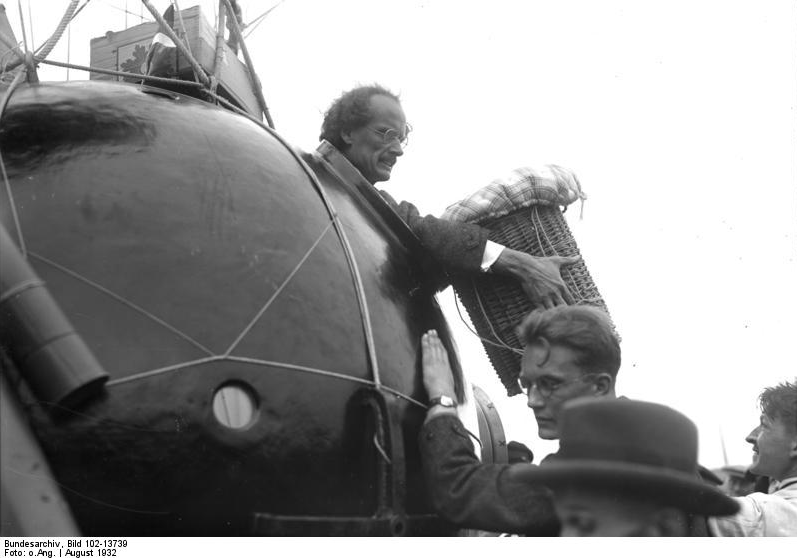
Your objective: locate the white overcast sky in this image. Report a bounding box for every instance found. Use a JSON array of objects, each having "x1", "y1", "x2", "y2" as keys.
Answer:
[{"x1": 9, "y1": 0, "x2": 797, "y2": 470}]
